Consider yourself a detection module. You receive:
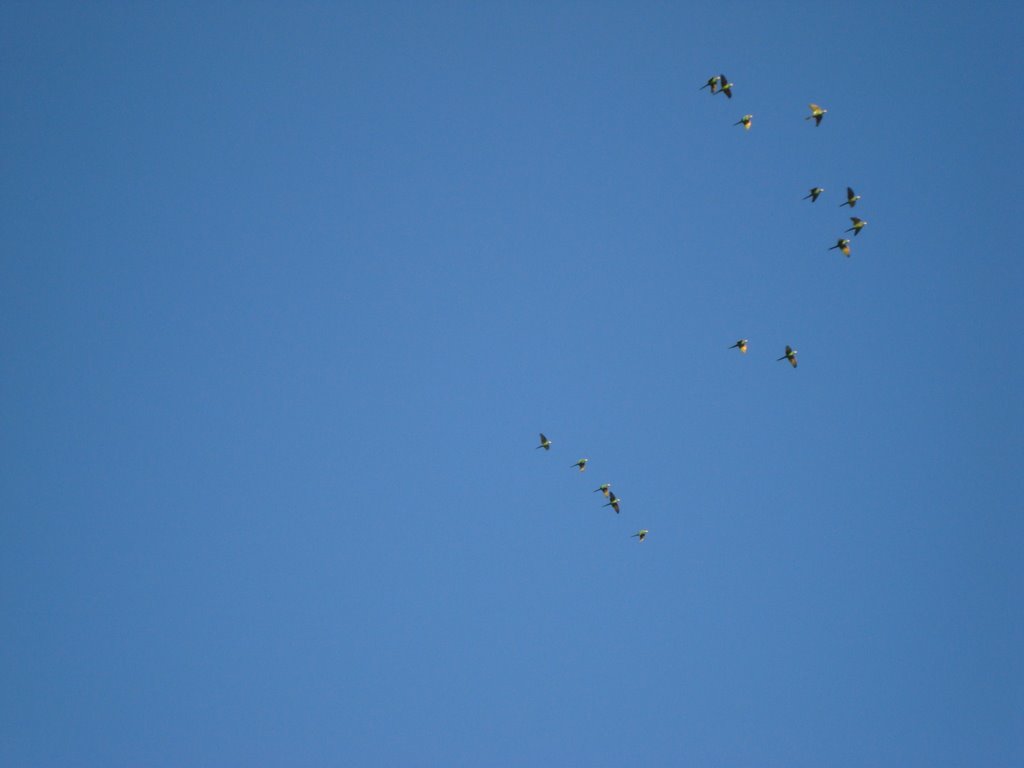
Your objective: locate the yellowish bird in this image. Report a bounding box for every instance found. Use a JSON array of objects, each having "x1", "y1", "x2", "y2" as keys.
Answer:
[
  {"x1": 734, "y1": 114, "x2": 753, "y2": 131},
  {"x1": 829, "y1": 238, "x2": 852, "y2": 257},
  {"x1": 729, "y1": 339, "x2": 748, "y2": 354},
  {"x1": 806, "y1": 103, "x2": 827, "y2": 126},
  {"x1": 777, "y1": 345, "x2": 798, "y2": 368}
]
